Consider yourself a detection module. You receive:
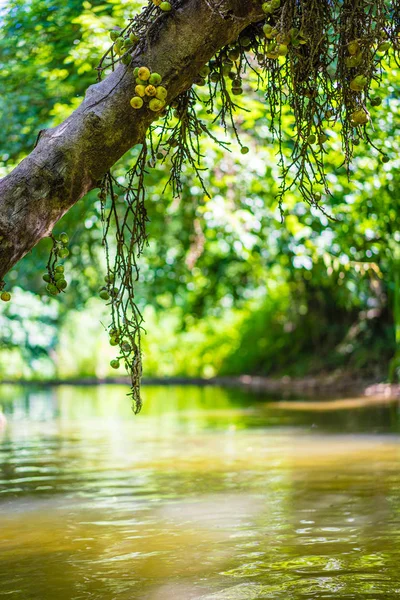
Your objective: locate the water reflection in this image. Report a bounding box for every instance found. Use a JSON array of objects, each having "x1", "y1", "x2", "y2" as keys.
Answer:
[{"x1": 0, "y1": 385, "x2": 400, "y2": 599}]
